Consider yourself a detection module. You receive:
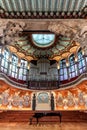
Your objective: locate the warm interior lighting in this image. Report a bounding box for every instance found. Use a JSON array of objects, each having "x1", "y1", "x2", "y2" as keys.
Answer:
[
  {"x1": 57, "y1": 62, "x2": 60, "y2": 70},
  {"x1": 66, "y1": 61, "x2": 69, "y2": 67},
  {"x1": 53, "y1": 55, "x2": 61, "y2": 61},
  {"x1": 8, "y1": 46, "x2": 17, "y2": 53},
  {"x1": 18, "y1": 62, "x2": 20, "y2": 68},
  {"x1": 27, "y1": 64, "x2": 30, "y2": 70},
  {"x1": 75, "y1": 56, "x2": 78, "y2": 62},
  {"x1": 82, "y1": 49, "x2": 85, "y2": 55},
  {"x1": 16, "y1": 52, "x2": 25, "y2": 58},
  {"x1": 26, "y1": 56, "x2": 33, "y2": 61}
]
